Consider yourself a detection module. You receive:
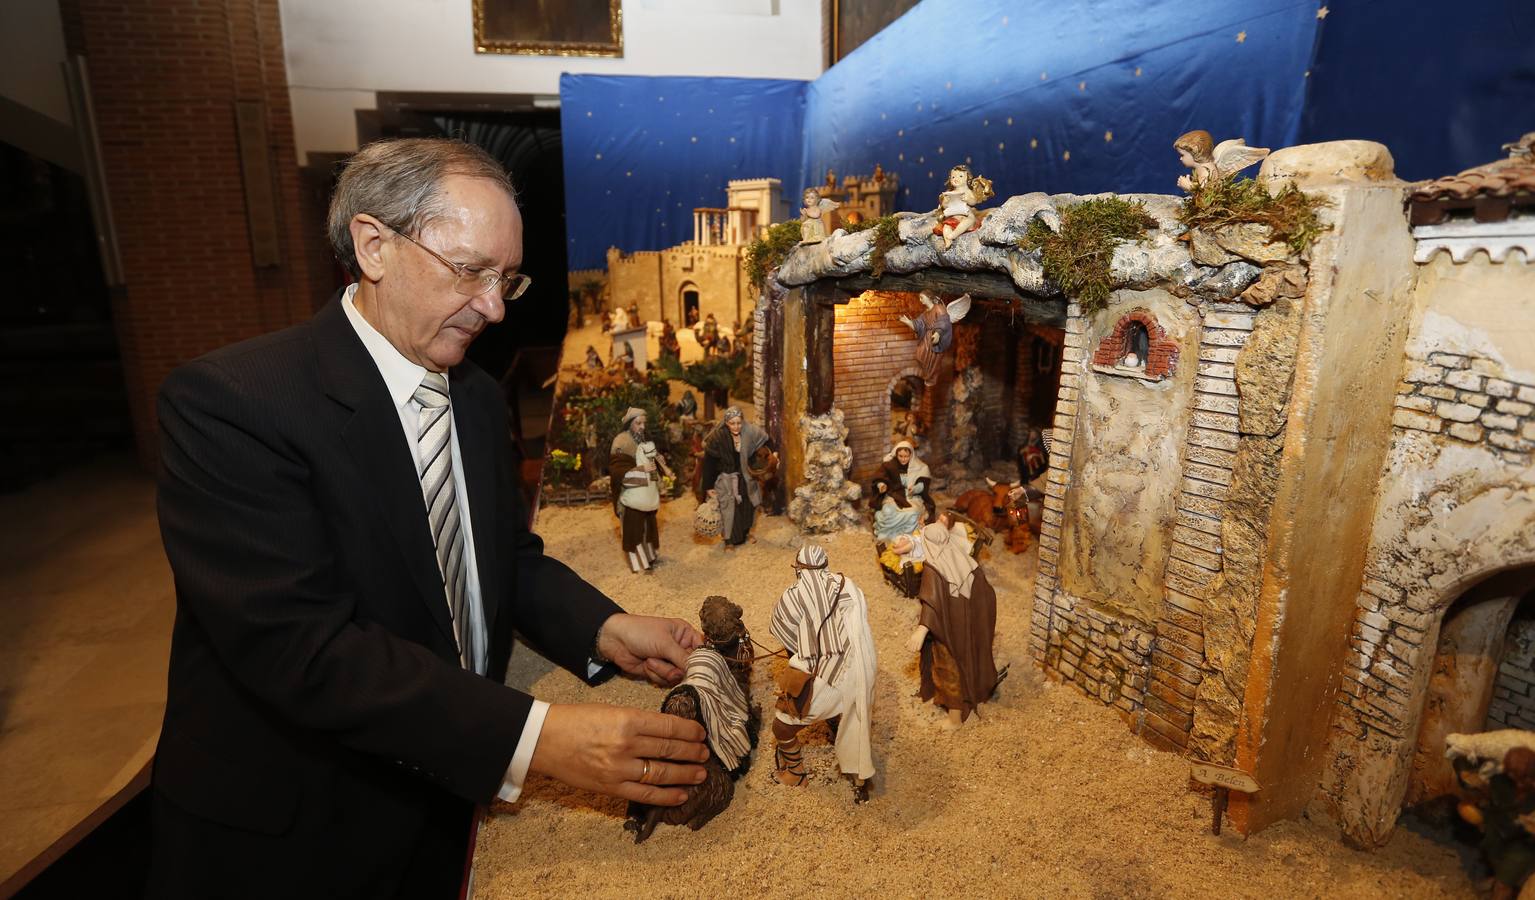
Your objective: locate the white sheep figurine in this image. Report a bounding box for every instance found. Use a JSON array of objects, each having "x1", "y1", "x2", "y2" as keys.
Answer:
[{"x1": 1445, "y1": 729, "x2": 1535, "y2": 778}]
